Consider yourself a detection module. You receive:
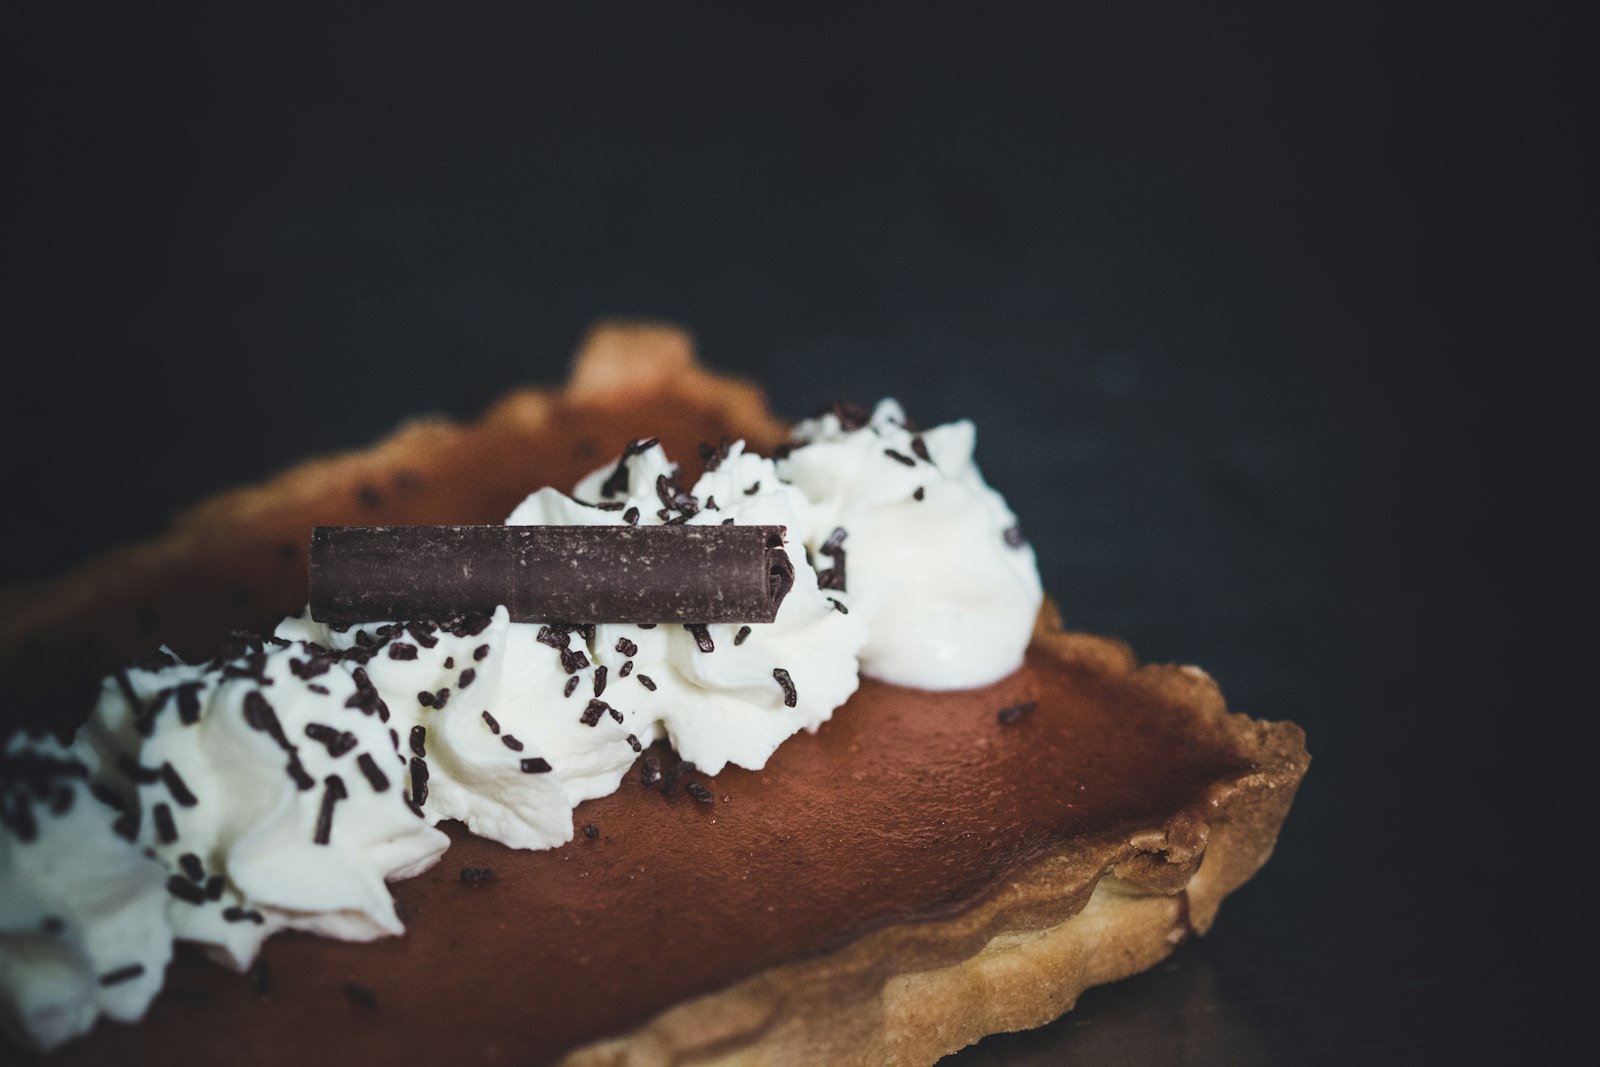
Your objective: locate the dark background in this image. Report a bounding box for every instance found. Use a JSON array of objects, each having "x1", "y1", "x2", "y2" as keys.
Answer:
[{"x1": 3, "y1": 3, "x2": 1588, "y2": 1062}]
